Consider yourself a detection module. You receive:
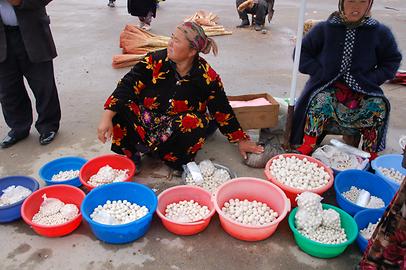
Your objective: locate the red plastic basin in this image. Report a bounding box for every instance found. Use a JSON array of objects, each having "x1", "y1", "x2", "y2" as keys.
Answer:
[
  {"x1": 264, "y1": 153, "x2": 334, "y2": 207},
  {"x1": 213, "y1": 177, "x2": 291, "y2": 241},
  {"x1": 156, "y1": 185, "x2": 216, "y2": 235},
  {"x1": 79, "y1": 154, "x2": 136, "y2": 191},
  {"x1": 21, "y1": 184, "x2": 86, "y2": 237}
]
